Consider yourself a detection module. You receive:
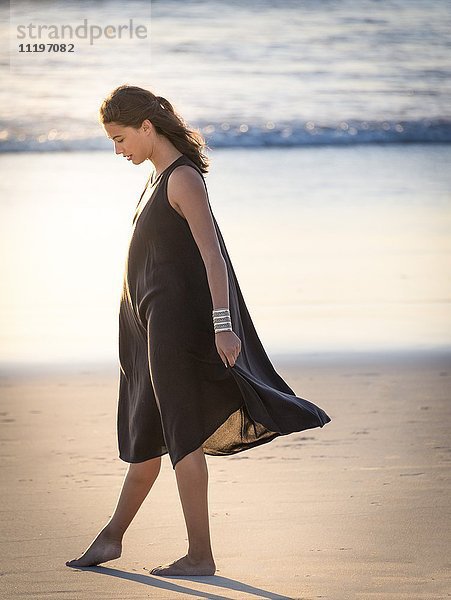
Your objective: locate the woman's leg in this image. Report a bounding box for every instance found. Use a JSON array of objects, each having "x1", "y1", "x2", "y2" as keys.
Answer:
[
  {"x1": 66, "y1": 455, "x2": 162, "y2": 567},
  {"x1": 150, "y1": 446, "x2": 216, "y2": 576}
]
